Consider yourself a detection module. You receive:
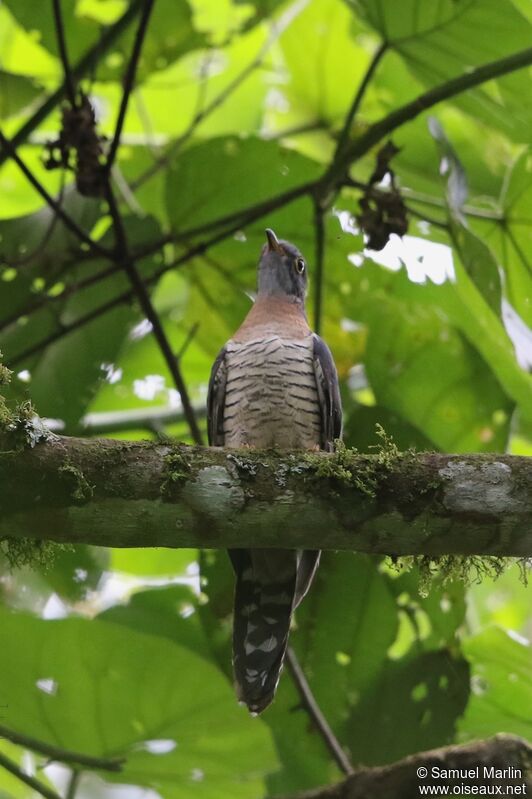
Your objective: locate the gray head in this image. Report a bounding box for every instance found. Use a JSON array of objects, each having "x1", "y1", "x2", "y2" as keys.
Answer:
[{"x1": 257, "y1": 229, "x2": 308, "y2": 302}]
